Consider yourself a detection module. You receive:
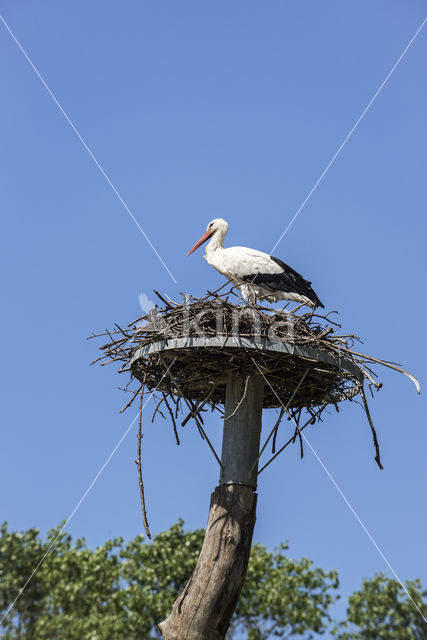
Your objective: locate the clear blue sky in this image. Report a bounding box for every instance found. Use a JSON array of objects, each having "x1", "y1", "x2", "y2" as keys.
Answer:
[{"x1": 1, "y1": 0, "x2": 426, "y2": 630}]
